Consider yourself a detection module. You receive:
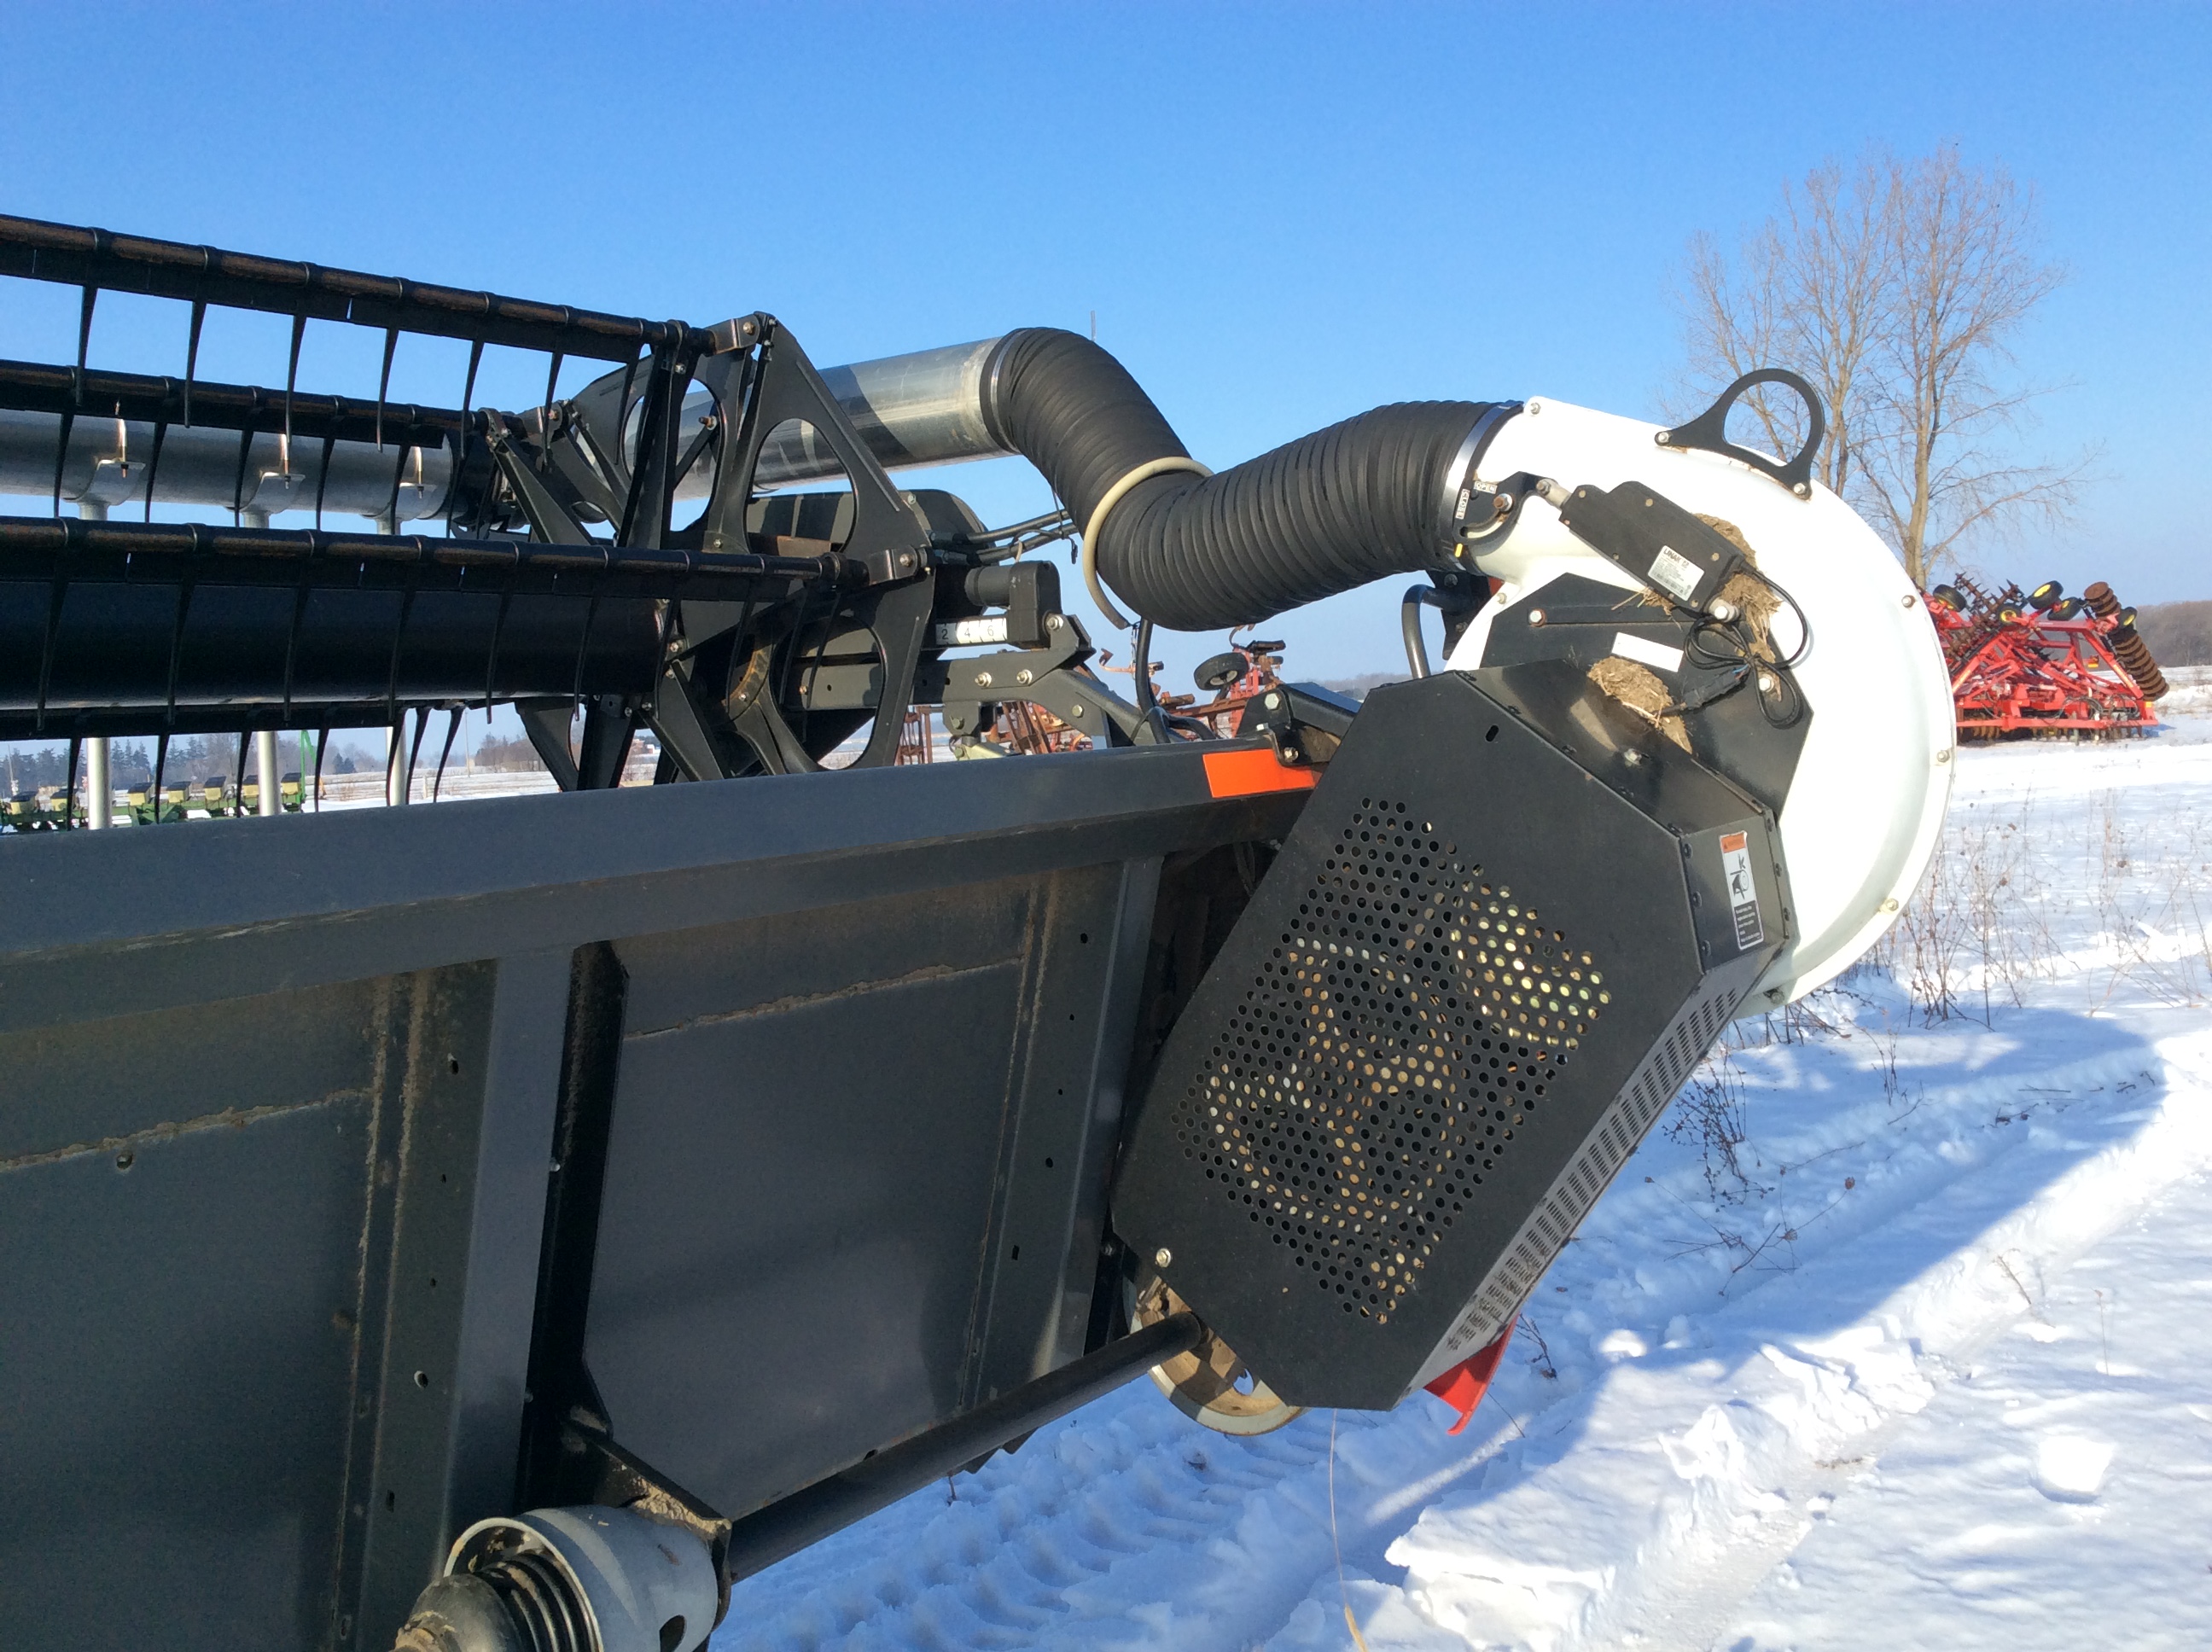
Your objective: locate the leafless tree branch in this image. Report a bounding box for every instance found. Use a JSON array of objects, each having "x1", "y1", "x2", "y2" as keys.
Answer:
[{"x1": 1674, "y1": 143, "x2": 2085, "y2": 585}]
